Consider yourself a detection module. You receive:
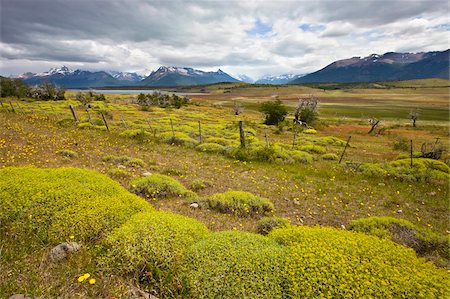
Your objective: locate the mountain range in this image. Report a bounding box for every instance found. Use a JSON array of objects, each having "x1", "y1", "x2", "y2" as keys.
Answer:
[
  {"x1": 291, "y1": 49, "x2": 449, "y2": 84},
  {"x1": 13, "y1": 49, "x2": 449, "y2": 87}
]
